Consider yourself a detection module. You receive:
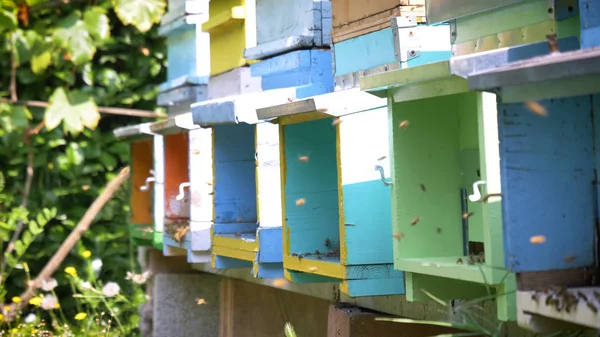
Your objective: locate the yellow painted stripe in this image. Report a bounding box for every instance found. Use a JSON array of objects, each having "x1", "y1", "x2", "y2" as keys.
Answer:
[
  {"x1": 211, "y1": 127, "x2": 216, "y2": 222},
  {"x1": 277, "y1": 112, "x2": 331, "y2": 126},
  {"x1": 213, "y1": 235, "x2": 258, "y2": 252},
  {"x1": 210, "y1": 254, "x2": 217, "y2": 269},
  {"x1": 212, "y1": 246, "x2": 256, "y2": 261},
  {"x1": 283, "y1": 255, "x2": 346, "y2": 279},
  {"x1": 254, "y1": 125, "x2": 260, "y2": 224},
  {"x1": 202, "y1": 7, "x2": 245, "y2": 32},
  {"x1": 335, "y1": 117, "x2": 347, "y2": 264},
  {"x1": 279, "y1": 124, "x2": 290, "y2": 256},
  {"x1": 339, "y1": 281, "x2": 349, "y2": 295},
  {"x1": 284, "y1": 269, "x2": 294, "y2": 282}
]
